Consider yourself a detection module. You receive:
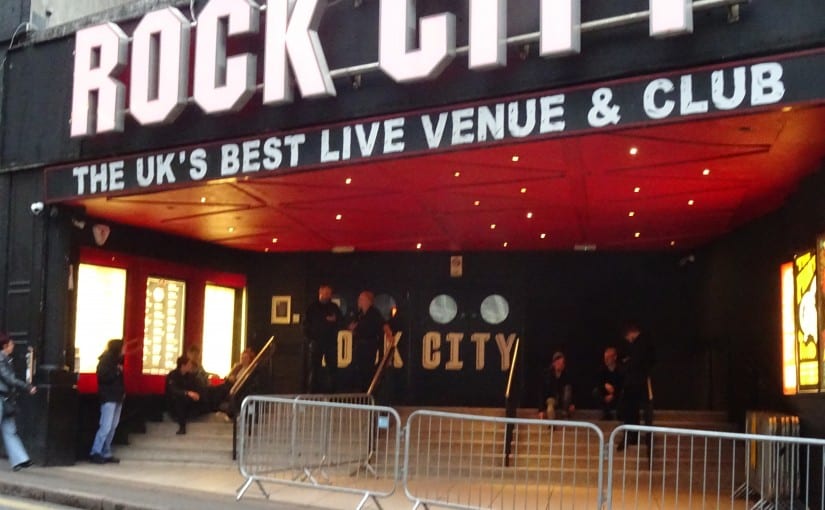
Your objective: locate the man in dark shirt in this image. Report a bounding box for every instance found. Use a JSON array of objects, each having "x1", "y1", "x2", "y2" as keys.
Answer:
[
  {"x1": 538, "y1": 351, "x2": 575, "y2": 420},
  {"x1": 617, "y1": 323, "x2": 655, "y2": 450},
  {"x1": 165, "y1": 356, "x2": 207, "y2": 435},
  {"x1": 304, "y1": 284, "x2": 343, "y2": 393},
  {"x1": 593, "y1": 346, "x2": 623, "y2": 420},
  {"x1": 348, "y1": 291, "x2": 389, "y2": 393}
]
